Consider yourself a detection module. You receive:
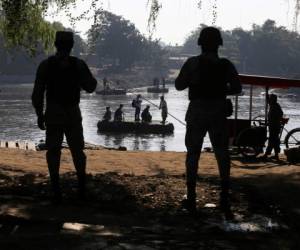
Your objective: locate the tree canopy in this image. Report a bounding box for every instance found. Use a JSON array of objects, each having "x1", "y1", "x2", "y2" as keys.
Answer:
[
  {"x1": 182, "y1": 20, "x2": 300, "y2": 78},
  {"x1": 0, "y1": 21, "x2": 86, "y2": 75},
  {"x1": 1, "y1": 0, "x2": 300, "y2": 52},
  {"x1": 87, "y1": 10, "x2": 168, "y2": 72}
]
